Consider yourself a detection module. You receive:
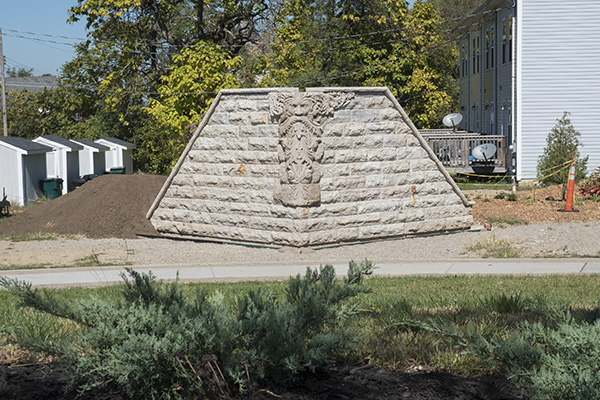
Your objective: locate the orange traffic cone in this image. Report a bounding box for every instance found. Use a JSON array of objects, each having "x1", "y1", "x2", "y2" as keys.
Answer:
[{"x1": 559, "y1": 157, "x2": 578, "y2": 212}]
